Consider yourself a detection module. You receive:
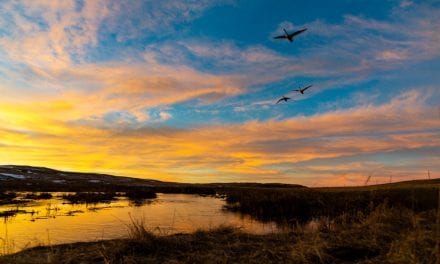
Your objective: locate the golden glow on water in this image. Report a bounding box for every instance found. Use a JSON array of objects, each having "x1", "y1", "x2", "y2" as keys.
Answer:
[{"x1": 0, "y1": 193, "x2": 278, "y2": 254}]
